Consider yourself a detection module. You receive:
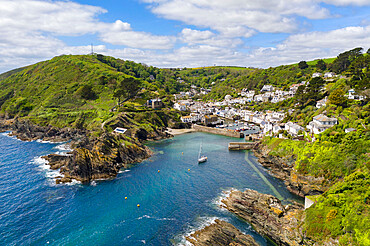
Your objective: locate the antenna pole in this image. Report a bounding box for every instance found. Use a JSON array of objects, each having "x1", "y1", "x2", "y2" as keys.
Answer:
[{"x1": 91, "y1": 43, "x2": 94, "y2": 55}]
